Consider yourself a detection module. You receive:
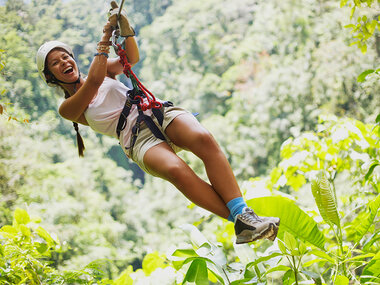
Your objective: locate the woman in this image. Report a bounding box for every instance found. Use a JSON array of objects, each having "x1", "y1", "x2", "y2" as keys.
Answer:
[{"x1": 36, "y1": 18, "x2": 280, "y2": 244}]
